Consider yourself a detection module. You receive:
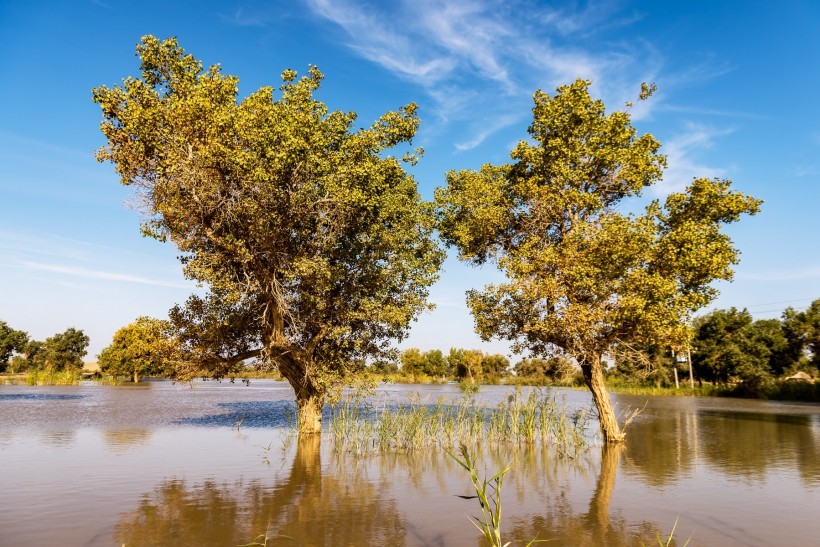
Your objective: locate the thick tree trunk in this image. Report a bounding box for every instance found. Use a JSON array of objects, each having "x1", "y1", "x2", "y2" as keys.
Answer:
[
  {"x1": 580, "y1": 356, "x2": 625, "y2": 444},
  {"x1": 133, "y1": 370, "x2": 139, "y2": 383},
  {"x1": 276, "y1": 352, "x2": 326, "y2": 435},
  {"x1": 295, "y1": 387, "x2": 325, "y2": 435}
]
